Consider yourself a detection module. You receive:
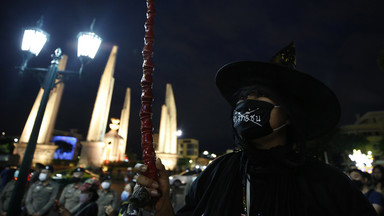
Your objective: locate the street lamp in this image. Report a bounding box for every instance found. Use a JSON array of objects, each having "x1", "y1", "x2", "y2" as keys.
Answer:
[
  {"x1": 175, "y1": 129, "x2": 182, "y2": 137},
  {"x1": 8, "y1": 16, "x2": 102, "y2": 216}
]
